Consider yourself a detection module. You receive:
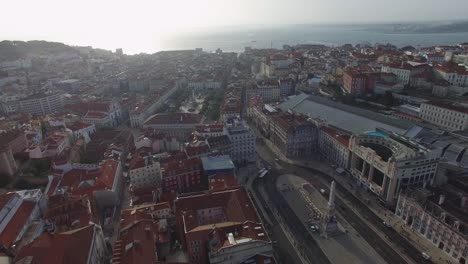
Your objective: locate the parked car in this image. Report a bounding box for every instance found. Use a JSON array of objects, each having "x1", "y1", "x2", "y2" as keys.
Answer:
[{"x1": 383, "y1": 221, "x2": 391, "y2": 228}]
